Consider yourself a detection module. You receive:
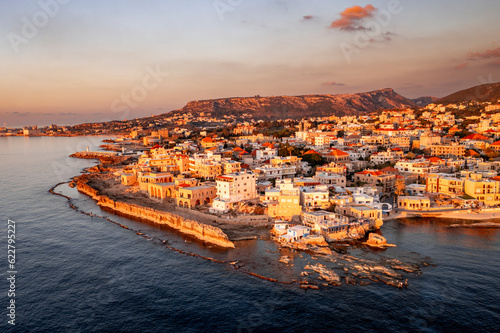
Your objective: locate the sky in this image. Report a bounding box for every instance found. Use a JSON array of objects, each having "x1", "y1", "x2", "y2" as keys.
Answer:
[{"x1": 1, "y1": 0, "x2": 500, "y2": 127}]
